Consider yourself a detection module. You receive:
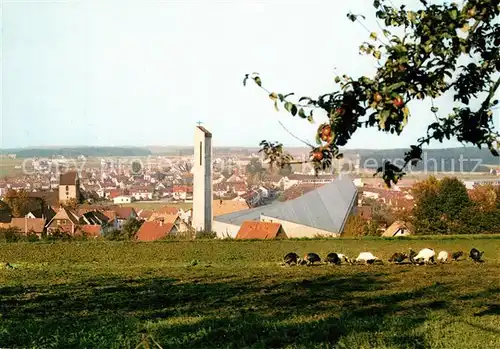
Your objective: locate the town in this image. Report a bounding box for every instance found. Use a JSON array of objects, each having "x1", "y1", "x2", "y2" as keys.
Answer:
[{"x1": 1, "y1": 127, "x2": 499, "y2": 241}]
